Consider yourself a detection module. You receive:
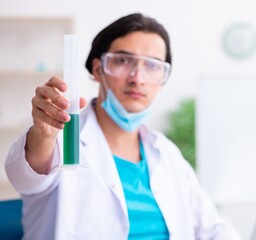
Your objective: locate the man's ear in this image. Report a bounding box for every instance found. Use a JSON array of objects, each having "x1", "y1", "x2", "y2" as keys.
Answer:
[{"x1": 92, "y1": 58, "x2": 102, "y2": 82}]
